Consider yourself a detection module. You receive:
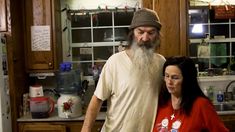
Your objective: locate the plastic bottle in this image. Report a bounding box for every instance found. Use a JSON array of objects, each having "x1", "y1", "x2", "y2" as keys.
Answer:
[
  {"x1": 208, "y1": 86, "x2": 214, "y2": 102},
  {"x1": 195, "y1": 64, "x2": 199, "y2": 76},
  {"x1": 217, "y1": 90, "x2": 224, "y2": 103},
  {"x1": 203, "y1": 88, "x2": 208, "y2": 97},
  {"x1": 56, "y1": 62, "x2": 80, "y2": 94}
]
